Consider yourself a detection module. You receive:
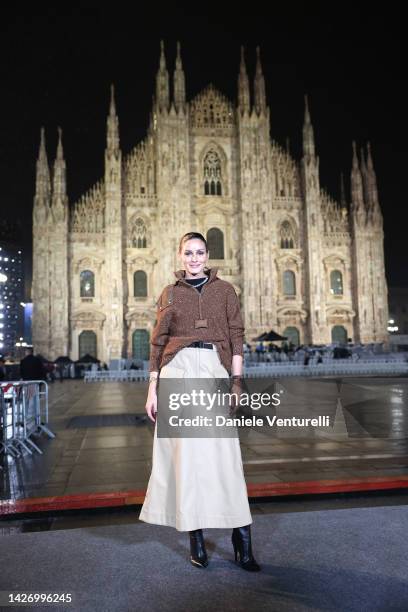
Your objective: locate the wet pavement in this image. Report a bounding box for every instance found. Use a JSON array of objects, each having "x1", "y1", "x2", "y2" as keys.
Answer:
[{"x1": 1, "y1": 377, "x2": 408, "y2": 502}]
